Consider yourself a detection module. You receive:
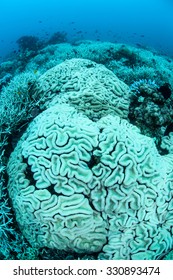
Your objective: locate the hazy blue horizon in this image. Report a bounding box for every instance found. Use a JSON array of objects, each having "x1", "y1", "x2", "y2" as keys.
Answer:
[{"x1": 1, "y1": 0, "x2": 173, "y2": 59}]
